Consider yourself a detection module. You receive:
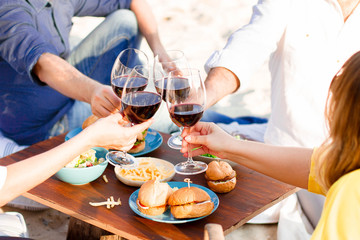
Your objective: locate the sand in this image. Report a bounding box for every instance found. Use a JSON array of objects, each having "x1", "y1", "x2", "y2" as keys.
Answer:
[{"x1": 1, "y1": 0, "x2": 275, "y2": 239}]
